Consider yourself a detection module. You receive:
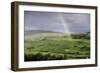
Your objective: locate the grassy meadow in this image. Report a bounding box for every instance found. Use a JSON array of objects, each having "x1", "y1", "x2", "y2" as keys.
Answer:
[{"x1": 24, "y1": 31, "x2": 90, "y2": 61}]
